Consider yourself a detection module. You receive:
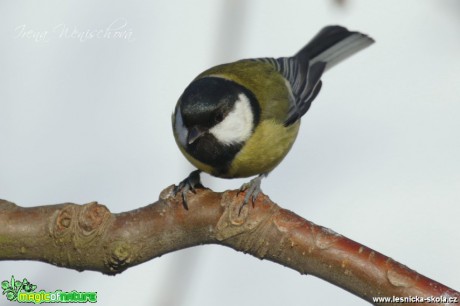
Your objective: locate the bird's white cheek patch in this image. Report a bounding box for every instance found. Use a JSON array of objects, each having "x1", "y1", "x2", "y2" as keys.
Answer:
[
  {"x1": 174, "y1": 109, "x2": 188, "y2": 147},
  {"x1": 210, "y1": 93, "x2": 254, "y2": 145}
]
